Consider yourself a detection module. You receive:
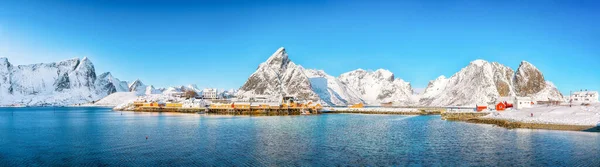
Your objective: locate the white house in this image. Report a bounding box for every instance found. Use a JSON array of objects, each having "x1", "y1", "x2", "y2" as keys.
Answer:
[
  {"x1": 571, "y1": 91, "x2": 599, "y2": 103},
  {"x1": 202, "y1": 88, "x2": 218, "y2": 99},
  {"x1": 514, "y1": 97, "x2": 533, "y2": 109}
]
